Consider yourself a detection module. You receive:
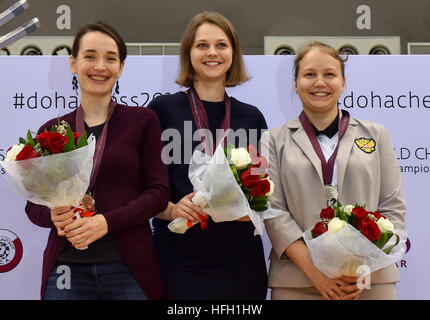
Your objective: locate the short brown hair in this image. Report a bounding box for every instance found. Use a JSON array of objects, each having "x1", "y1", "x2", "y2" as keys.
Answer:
[
  {"x1": 176, "y1": 12, "x2": 249, "y2": 88},
  {"x1": 72, "y1": 21, "x2": 127, "y2": 63},
  {"x1": 293, "y1": 42, "x2": 347, "y2": 79}
]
